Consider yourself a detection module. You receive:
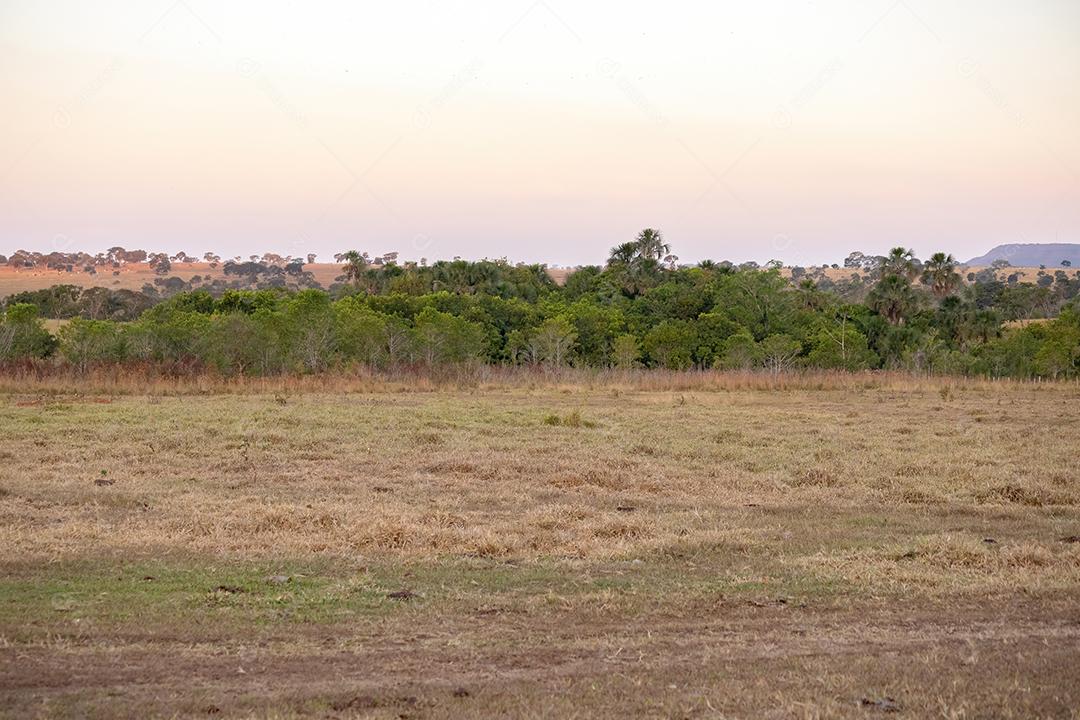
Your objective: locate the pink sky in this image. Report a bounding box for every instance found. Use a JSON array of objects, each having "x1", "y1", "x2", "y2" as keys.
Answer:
[{"x1": 2, "y1": 0, "x2": 1078, "y2": 265}]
